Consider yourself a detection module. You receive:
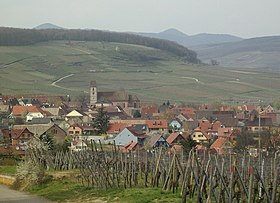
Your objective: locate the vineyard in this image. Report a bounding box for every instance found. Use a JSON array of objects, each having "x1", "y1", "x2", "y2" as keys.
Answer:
[{"x1": 27, "y1": 140, "x2": 280, "y2": 203}]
